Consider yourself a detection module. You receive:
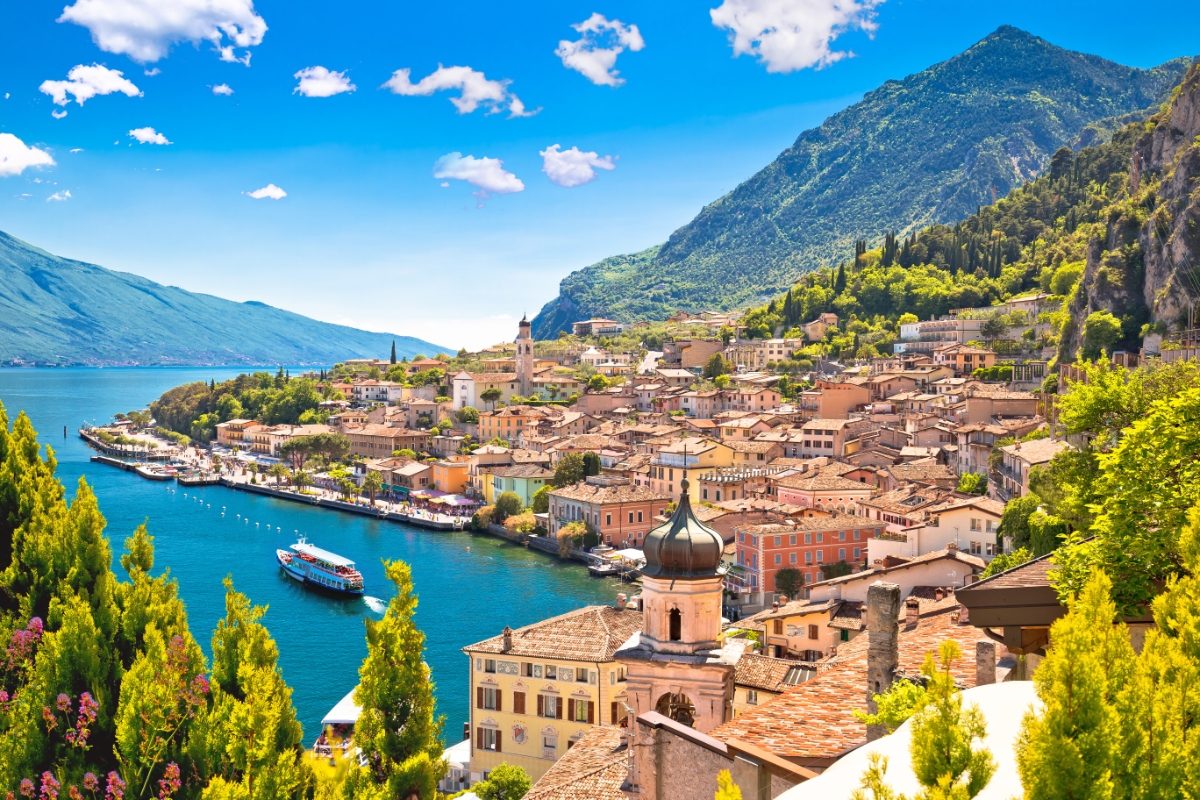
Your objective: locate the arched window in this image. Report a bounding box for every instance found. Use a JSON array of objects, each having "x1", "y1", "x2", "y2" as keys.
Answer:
[
  {"x1": 668, "y1": 608, "x2": 682, "y2": 641},
  {"x1": 655, "y1": 692, "x2": 695, "y2": 727}
]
